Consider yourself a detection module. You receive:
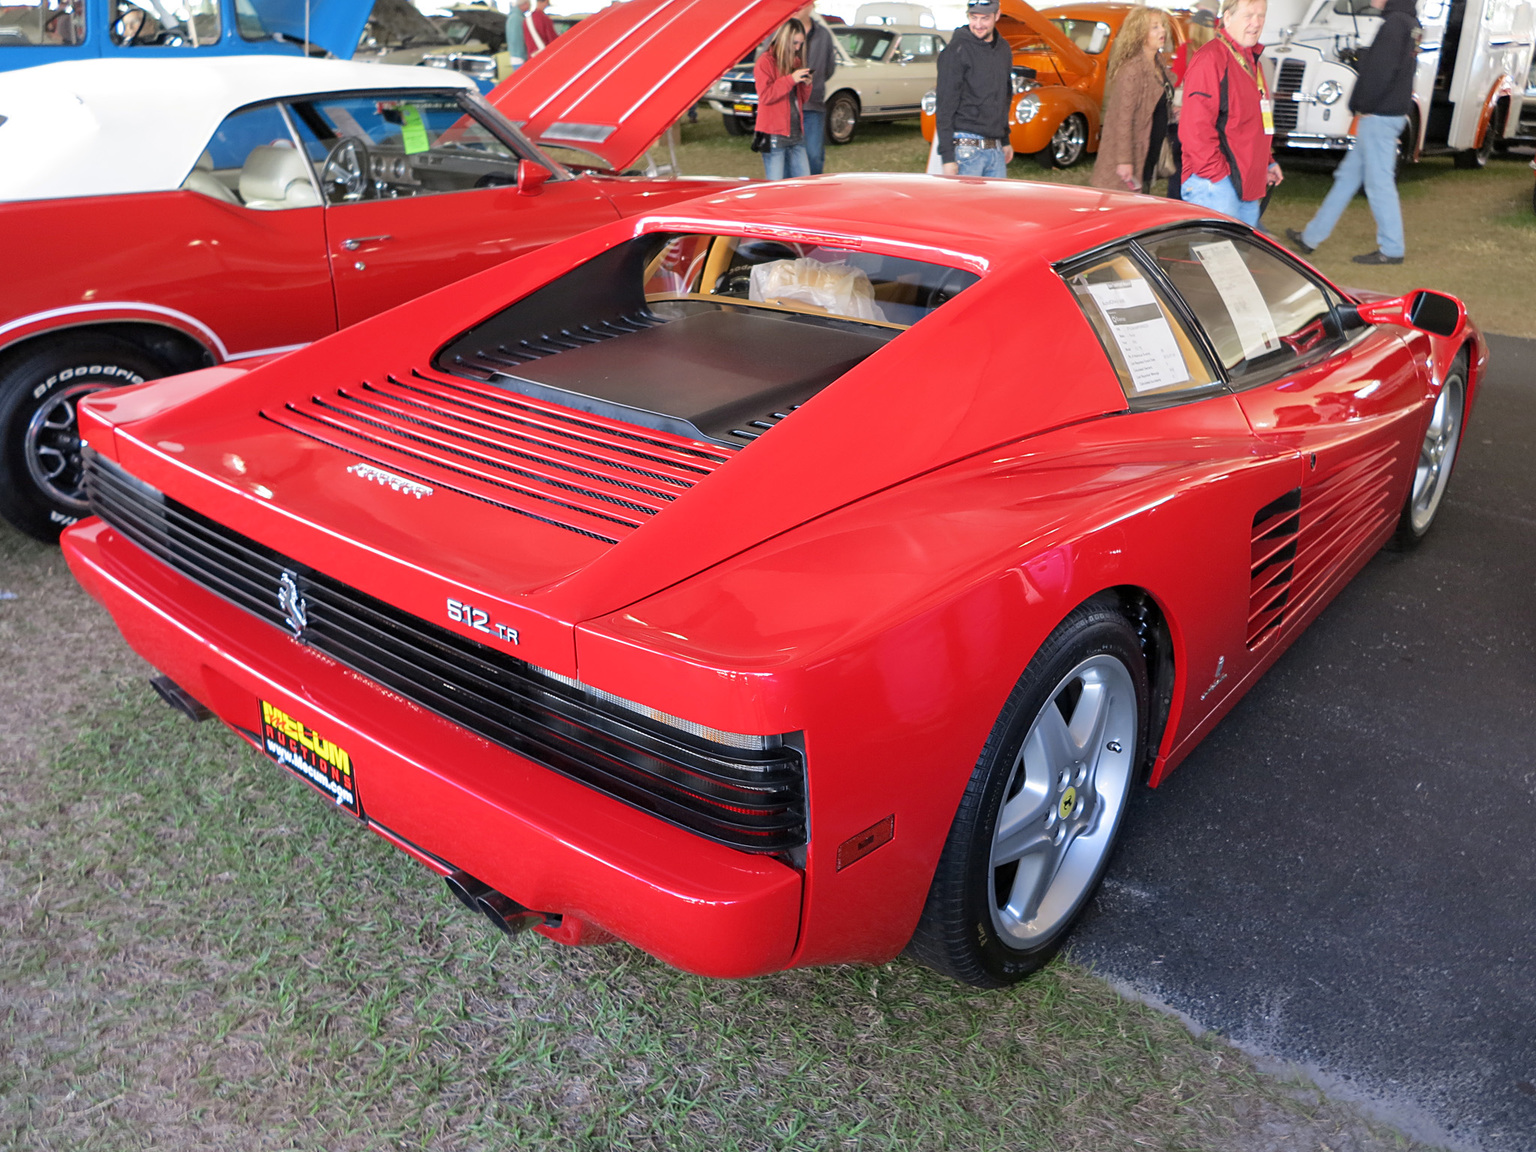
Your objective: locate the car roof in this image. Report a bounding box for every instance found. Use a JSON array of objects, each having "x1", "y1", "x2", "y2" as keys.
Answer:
[
  {"x1": 0, "y1": 57, "x2": 476, "y2": 204},
  {"x1": 645, "y1": 173, "x2": 1226, "y2": 269}
]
